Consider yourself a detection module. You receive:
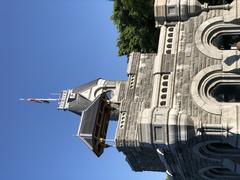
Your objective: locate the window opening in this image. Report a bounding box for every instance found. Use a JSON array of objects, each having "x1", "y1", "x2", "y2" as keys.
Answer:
[
  {"x1": 199, "y1": 0, "x2": 233, "y2": 6},
  {"x1": 210, "y1": 84, "x2": 240, "y2": 102},
  {"x1": 212, "y1": 34, "x2": 240, "y2": 50}
]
